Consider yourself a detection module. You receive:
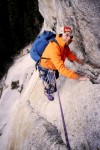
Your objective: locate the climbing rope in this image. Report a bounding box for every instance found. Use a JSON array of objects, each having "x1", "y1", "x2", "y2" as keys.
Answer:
[
  {"x1": 19, "y1": 70, "x2": 39, "y2": 110},
  {"x1": 56, "y1": 80, "x2": 71, "y2": 150},
  {"x1": 28, "y1": 75, "x2": 39, "y2": 100}
]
